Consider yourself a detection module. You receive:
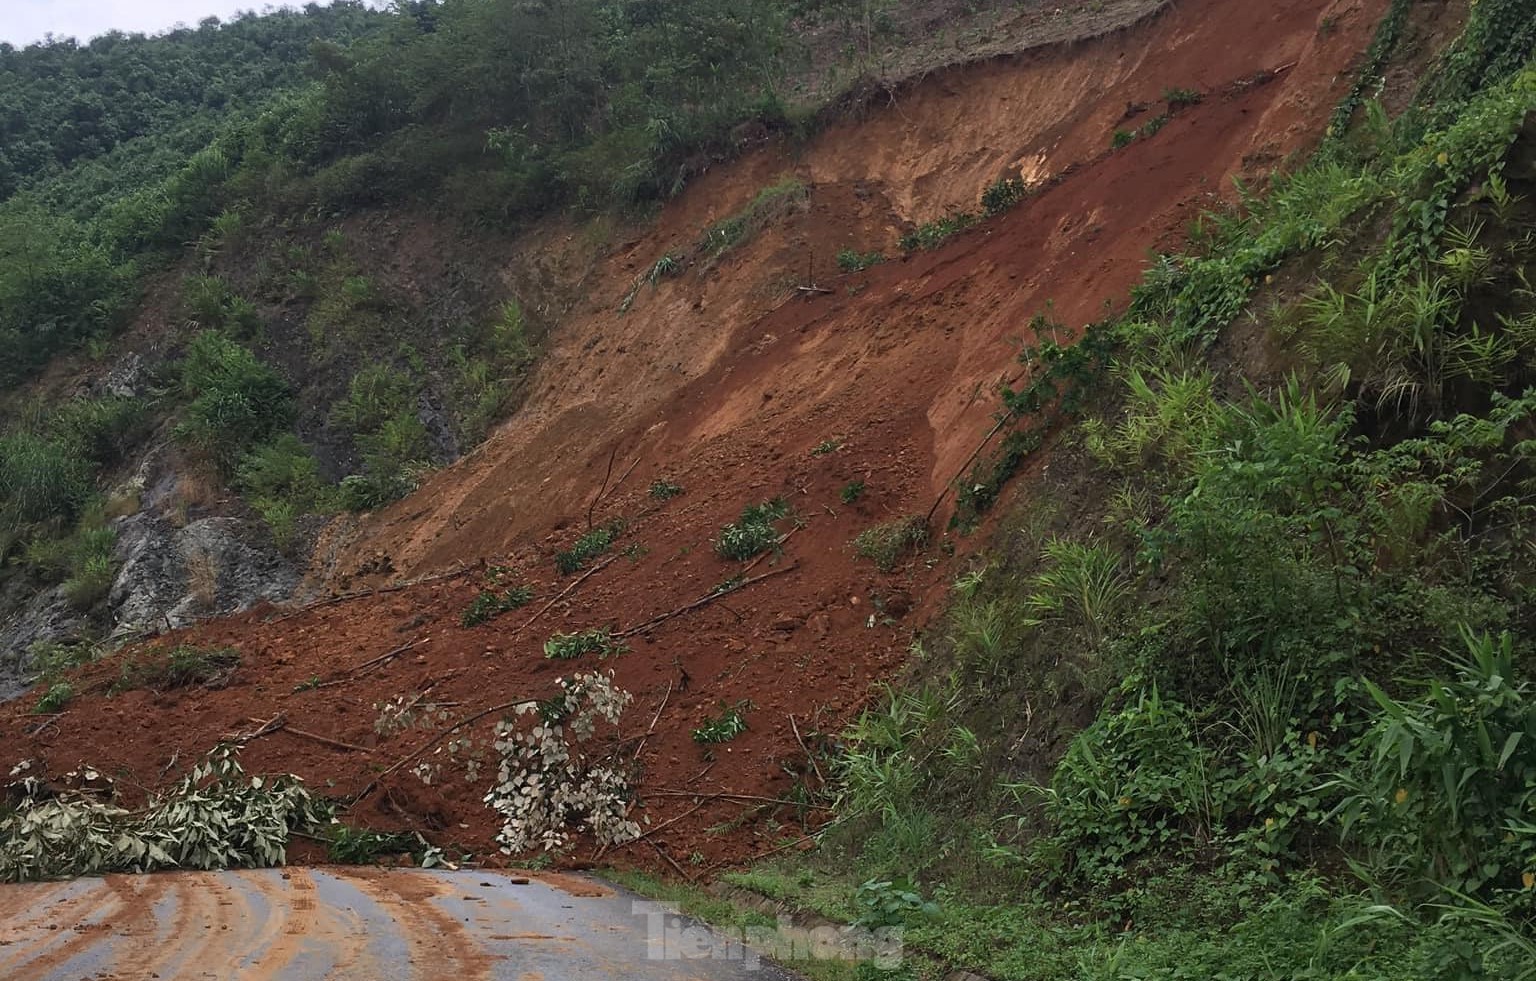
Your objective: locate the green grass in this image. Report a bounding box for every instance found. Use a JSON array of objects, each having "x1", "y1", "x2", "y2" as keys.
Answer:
[
  {"x1": 461, "y1": 584, "x2": 534, "y2": 627},
  {"x1": 116, "y1": 644, "x2": 240, "y2": 691},
  {"x1": 852, "y1": 517, "x2": 928, "y2": 572},
  {"x1": 555, "y1": 520, "x2": 624, "y2": 575}
]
